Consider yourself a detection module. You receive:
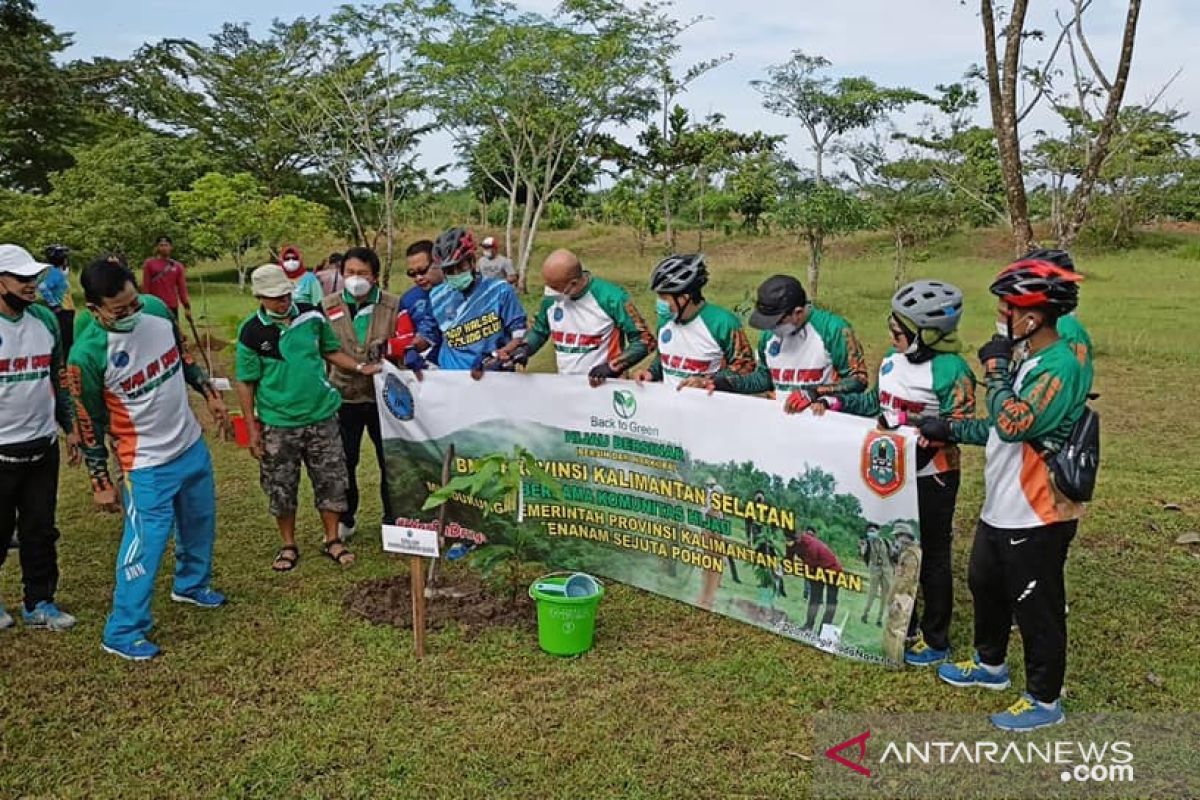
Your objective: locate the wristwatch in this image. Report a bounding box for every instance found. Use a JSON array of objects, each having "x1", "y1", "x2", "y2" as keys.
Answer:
[{"x1": 355, "y1": 362, "x2": 366, "y2": 373}]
